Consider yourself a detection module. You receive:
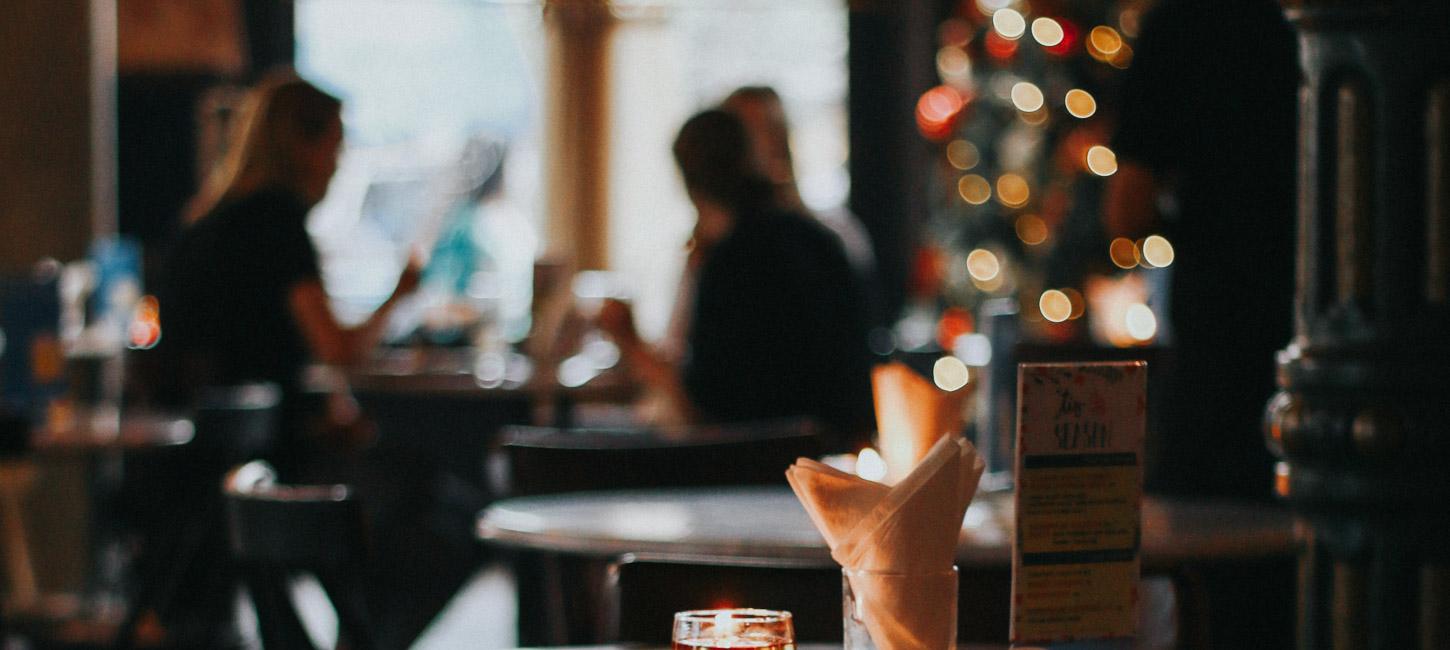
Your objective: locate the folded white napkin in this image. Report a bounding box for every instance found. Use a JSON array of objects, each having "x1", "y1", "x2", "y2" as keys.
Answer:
[{"x1": 787, "y1": 434, "x2": 985, "y2": 650}]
